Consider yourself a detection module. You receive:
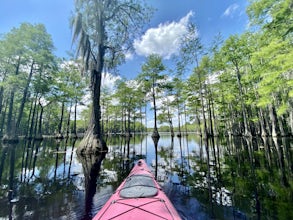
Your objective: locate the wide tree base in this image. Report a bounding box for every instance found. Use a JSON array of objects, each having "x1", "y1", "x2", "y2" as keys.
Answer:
[
  {"x1": 151, "y1": 129, "x2": 160, "y2": 139},
  {"x1": 77, "y1": 133, "x2": 108, "y2": 156}
]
